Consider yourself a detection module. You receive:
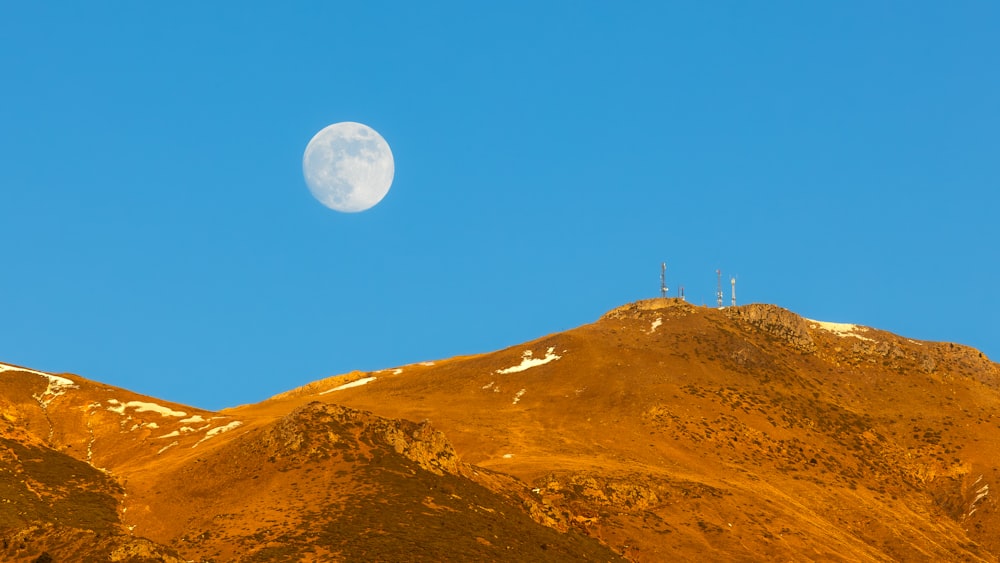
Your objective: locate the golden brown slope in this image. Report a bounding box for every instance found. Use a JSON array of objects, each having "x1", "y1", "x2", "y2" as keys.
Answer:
[
  {"x1": 254, "y1": 299, "x2": 1000, "y2": 562},
  {"x1": 0, "y1": 361, "x2": 624, "y2": 562},
  {"x1": 127, "y1": 401, "x2": 623, "y2": 561},
  {"x1": 0, "y1": 363, "x2": 188, "y2": 562}
]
